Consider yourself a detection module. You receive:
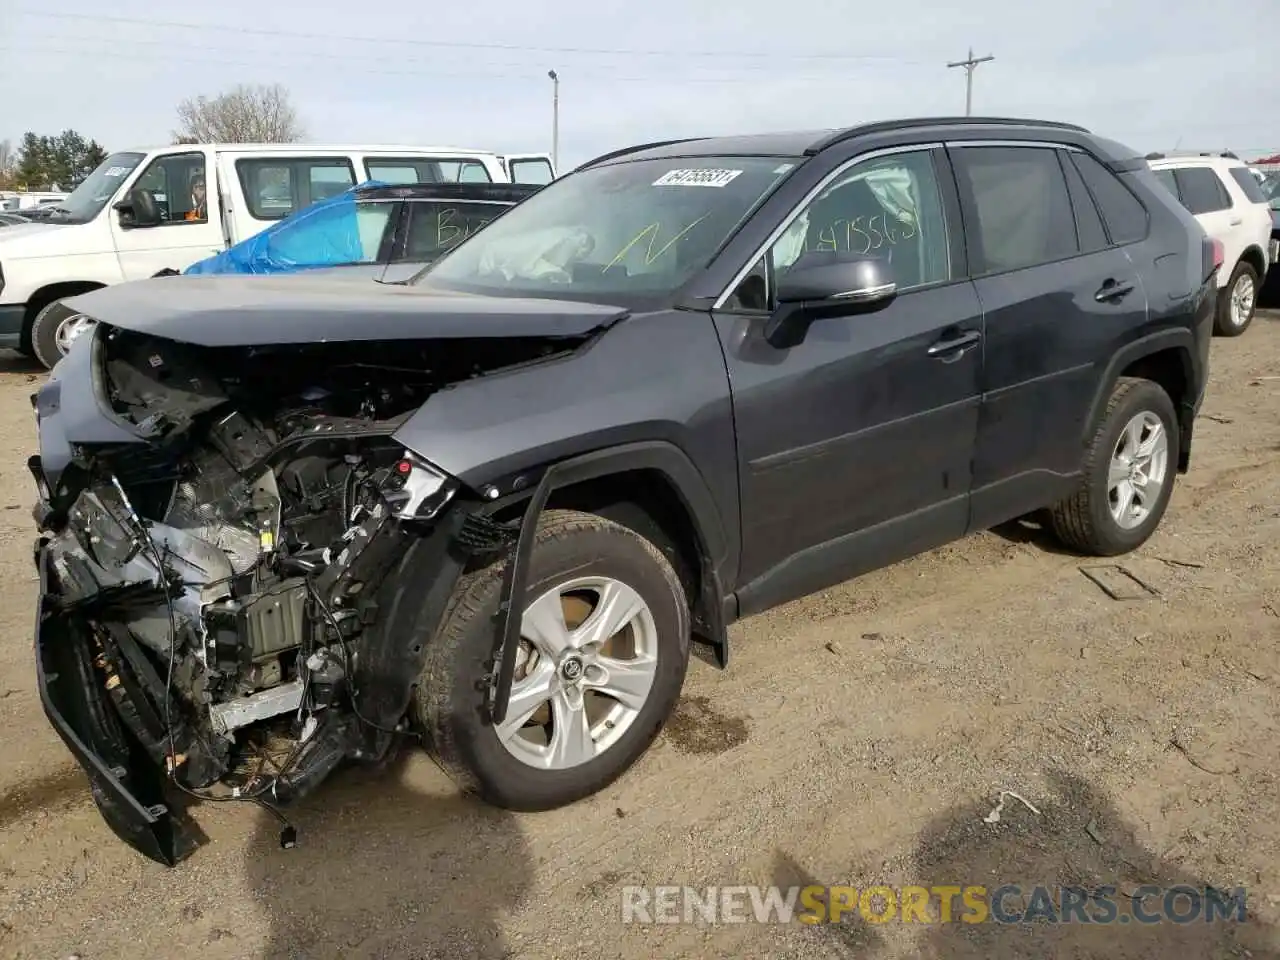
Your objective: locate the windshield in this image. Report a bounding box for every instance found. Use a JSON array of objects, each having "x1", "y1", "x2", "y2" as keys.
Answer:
[
  {"x1": 412, "y1": 155, "x2": 800, "y2": 303},
  {"x1": 45, "y1": 152, "x2": 146, "y2": 223}
]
